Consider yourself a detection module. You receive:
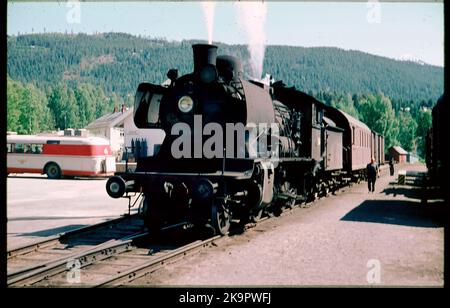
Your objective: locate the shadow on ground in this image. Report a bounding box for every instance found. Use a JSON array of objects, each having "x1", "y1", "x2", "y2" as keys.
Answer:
[
  {"x1": 17, "y1": 224, "x2": 87, "y2": 237},
  {"x1": 341, "y1": 199, "x2": 446, "y2": 228},
  {"x1": 382, "y1": 186, "x2": 424, "y2": 200}
]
